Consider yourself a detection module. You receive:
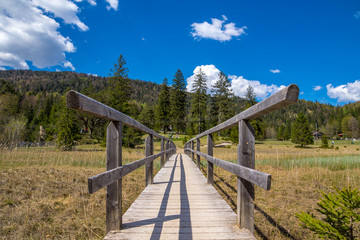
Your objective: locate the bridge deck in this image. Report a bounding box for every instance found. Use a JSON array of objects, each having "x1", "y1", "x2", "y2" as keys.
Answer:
[{"x1": 104, "y1": 153, "x2": 255, "y2": 240}]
